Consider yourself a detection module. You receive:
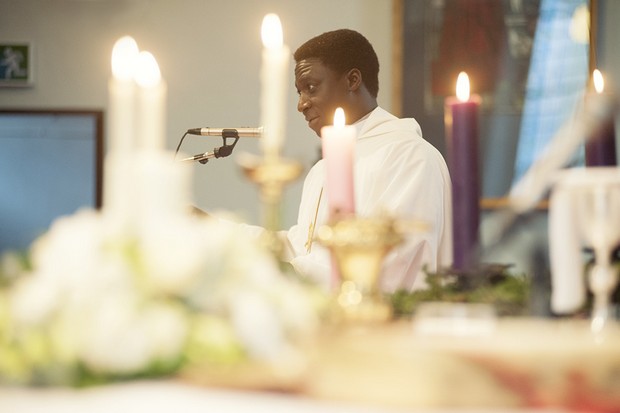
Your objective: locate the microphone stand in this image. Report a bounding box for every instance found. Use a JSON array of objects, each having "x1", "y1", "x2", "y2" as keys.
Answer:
[{"x1": 181, "y1": 129, "x2": 240, "y2": 164}]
